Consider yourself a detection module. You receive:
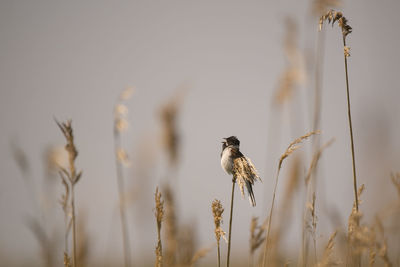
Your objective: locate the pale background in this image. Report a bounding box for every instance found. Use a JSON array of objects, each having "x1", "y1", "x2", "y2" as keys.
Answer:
[{"x1": 1, "y1": 0, "x2": 399, "y2": 265}]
